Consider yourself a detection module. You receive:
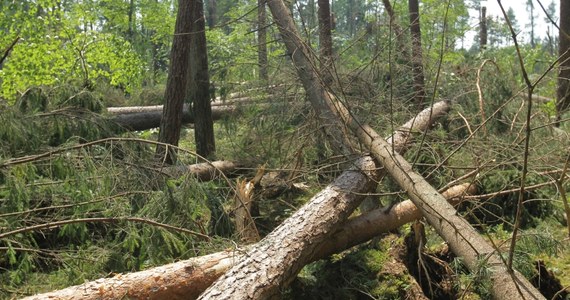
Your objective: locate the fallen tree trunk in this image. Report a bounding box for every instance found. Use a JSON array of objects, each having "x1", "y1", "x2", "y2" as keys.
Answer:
[
  {"x1": 22, "y1": 96, "x2": 449, "y2": 299},
  {"x1": 351, "y1": 123, "x2": 546, "y2": 300},
  {"x1": 197, "y1": 155, "x2": 380, "y2": 299},
  {"x1": 314, "y1": 183, "x2": 476, "y2": 258},
  {"x1": 256, "y1": 0, "x2": 544, "y2": 298},
  {"x1": 106, "y1": 98, "x2": 243, "y2": 115},
  {"x1": 112, "y1": 105, "x2": 236, "y2": 131},
  {"x1": 161, "y1": 160, "x2": 240, "y2": 180},
  {"x1": 106, "y1": 95, "x2": 287, "y2": 115},
  {"x1": 23, "y1": 182, "x2": 474, "y2": 300},
  {"x1": 25, "y1": 99, "x2": 450, "y2": 300},
  {"x1": 196, "y1": 106, "x2": 449, "y2": 299}
]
